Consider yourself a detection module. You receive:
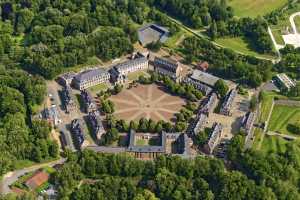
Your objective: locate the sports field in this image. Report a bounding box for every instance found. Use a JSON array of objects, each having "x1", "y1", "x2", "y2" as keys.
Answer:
[
  {"x1": 268, "y1": 105, "x2": 300, "y2": 135},
  {"x1": 228, "y1": 0, "x2": 288, "y2": 18}
]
